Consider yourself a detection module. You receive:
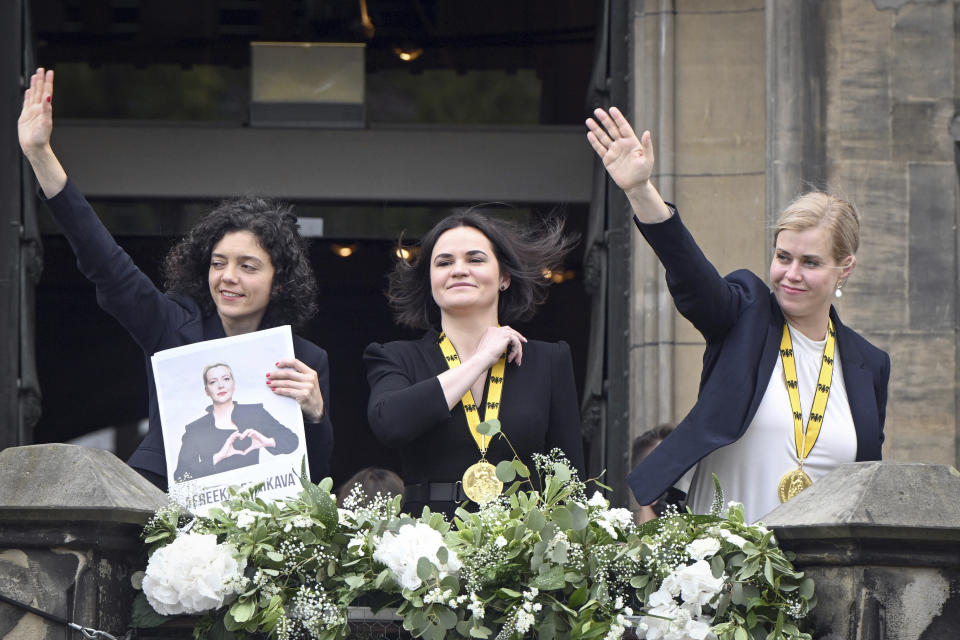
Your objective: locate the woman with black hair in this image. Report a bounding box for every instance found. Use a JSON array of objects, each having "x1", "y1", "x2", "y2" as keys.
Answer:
[
  {"x1": 19, "y1": 68, "x2": 333, "y2": 490},
  {"x1": 364, "y1": 210, "x2": 585, "y2": 517}
]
